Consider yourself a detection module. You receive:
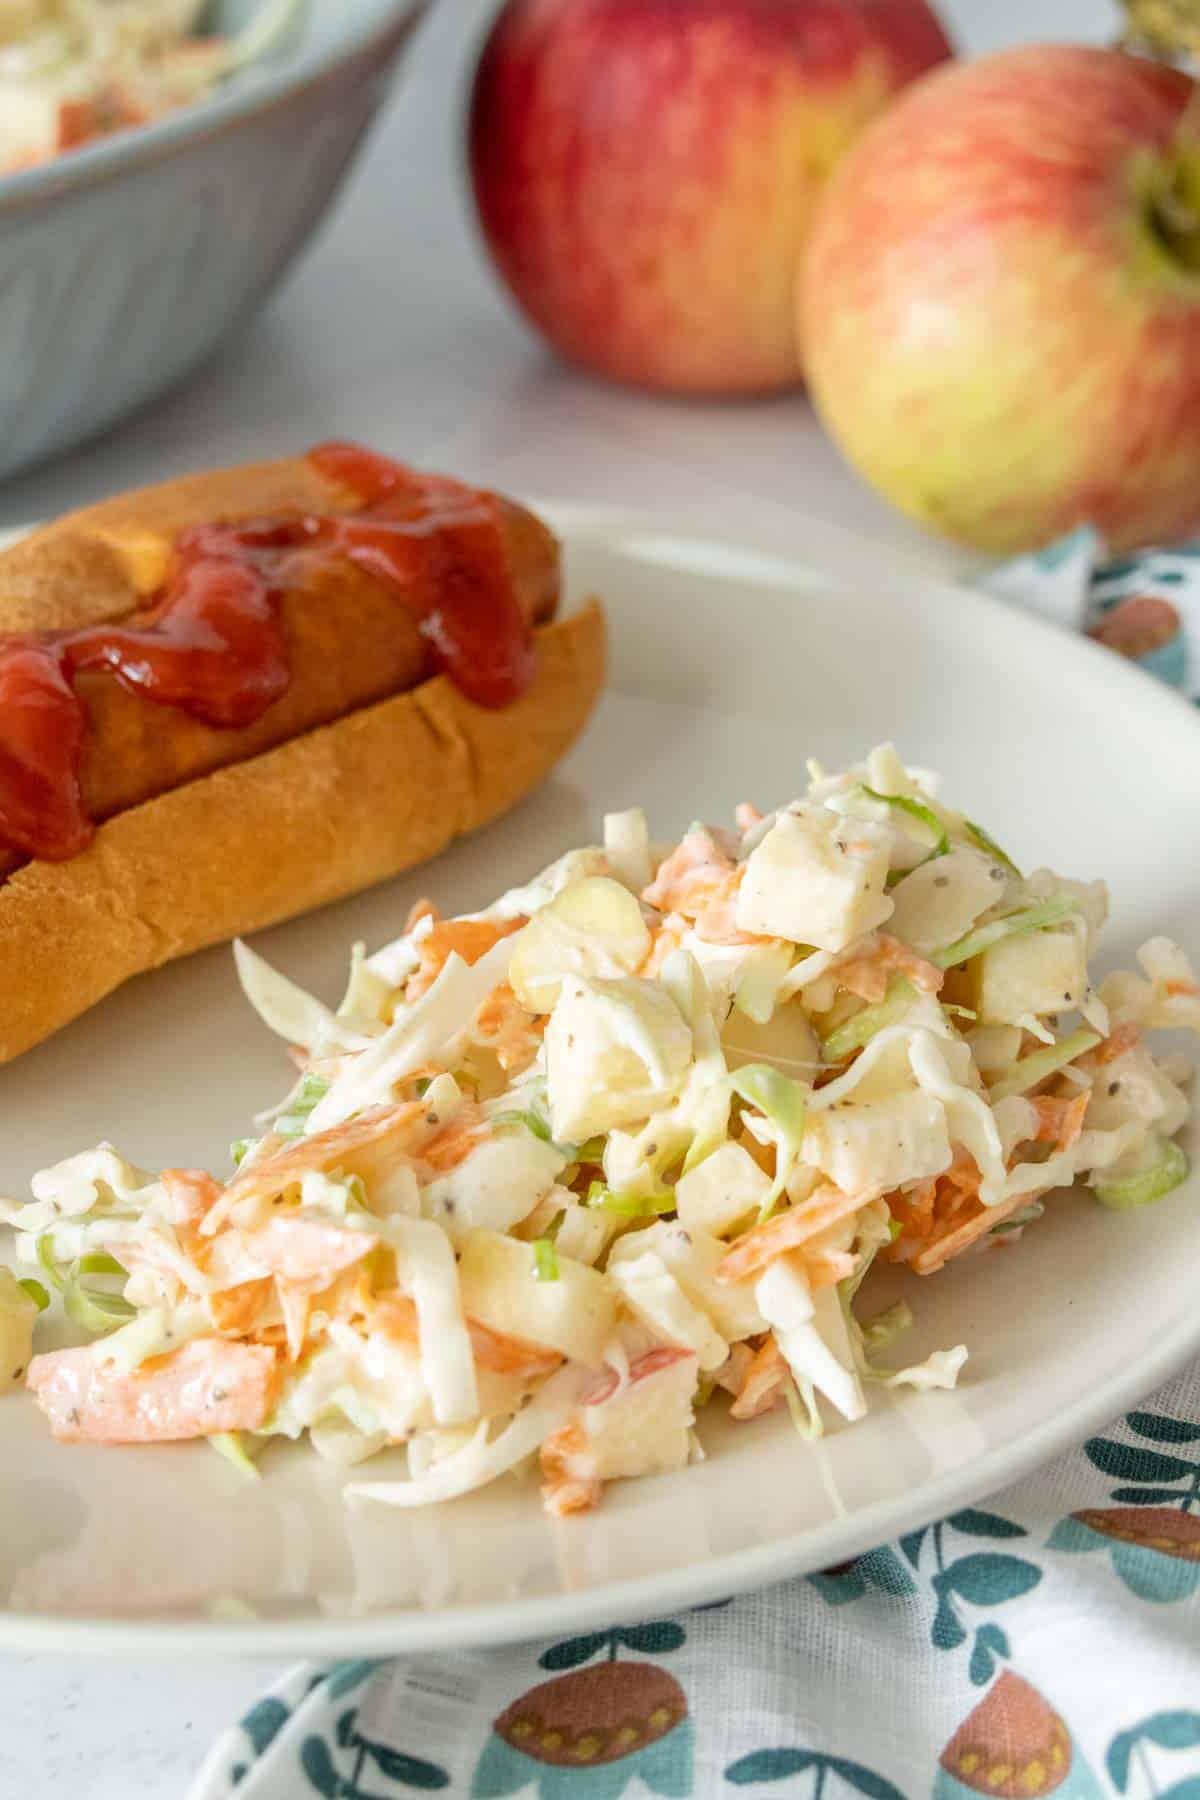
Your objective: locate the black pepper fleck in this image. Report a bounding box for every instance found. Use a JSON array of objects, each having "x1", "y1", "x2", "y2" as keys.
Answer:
[
  {"x1": 11, "y1": 1367, "x2": 22, "y2": 1381},
  {"x1": 990, "y1": 867, "x2": 1005, "y2": 881},
  {"x1": 933, "y1": 875, "x2": 949, "y2": 889},
  {"x1": 1108, "y1": 1081, "x2": 1121, "y2": 1096}
]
